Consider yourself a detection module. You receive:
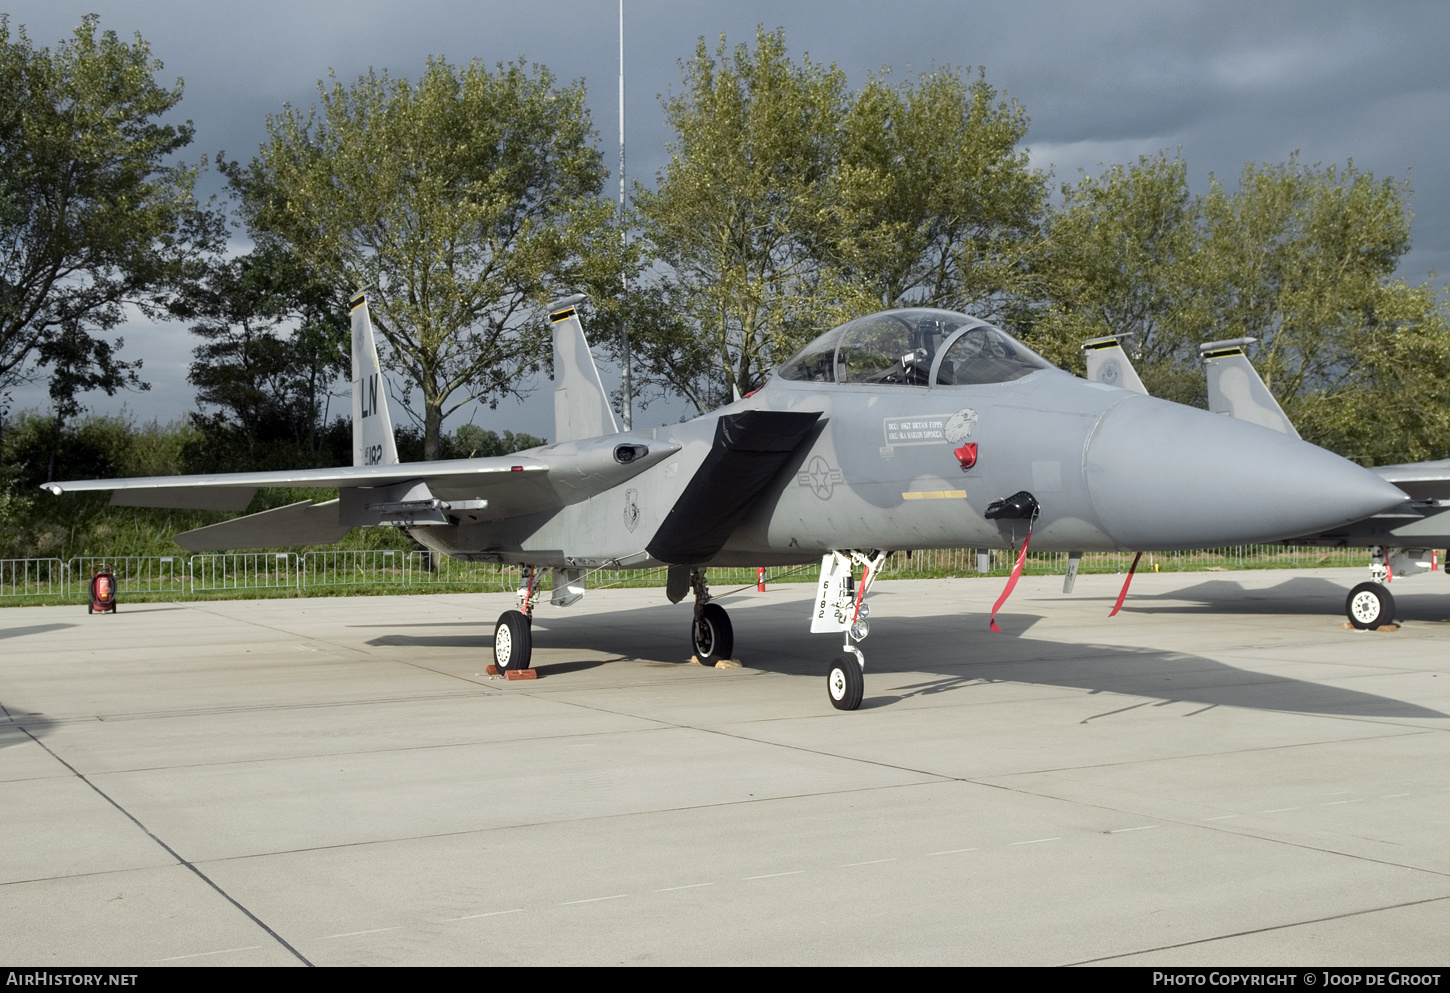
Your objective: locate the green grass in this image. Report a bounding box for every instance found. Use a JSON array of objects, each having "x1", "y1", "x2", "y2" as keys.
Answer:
[{"x1": 0, "y1": 544, "x2": 1373, "y2": 608}]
